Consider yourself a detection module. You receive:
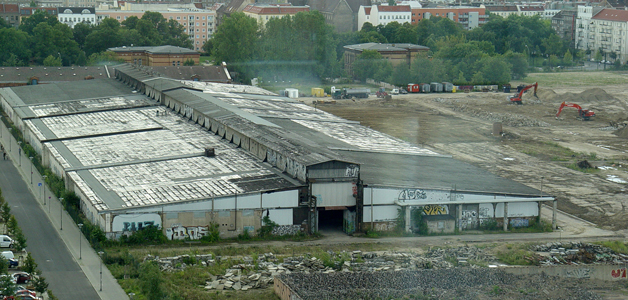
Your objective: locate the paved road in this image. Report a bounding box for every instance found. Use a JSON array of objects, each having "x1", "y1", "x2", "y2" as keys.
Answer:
[{"x1": 0, "y1": 156, "x2": 100, "y2": 299}]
